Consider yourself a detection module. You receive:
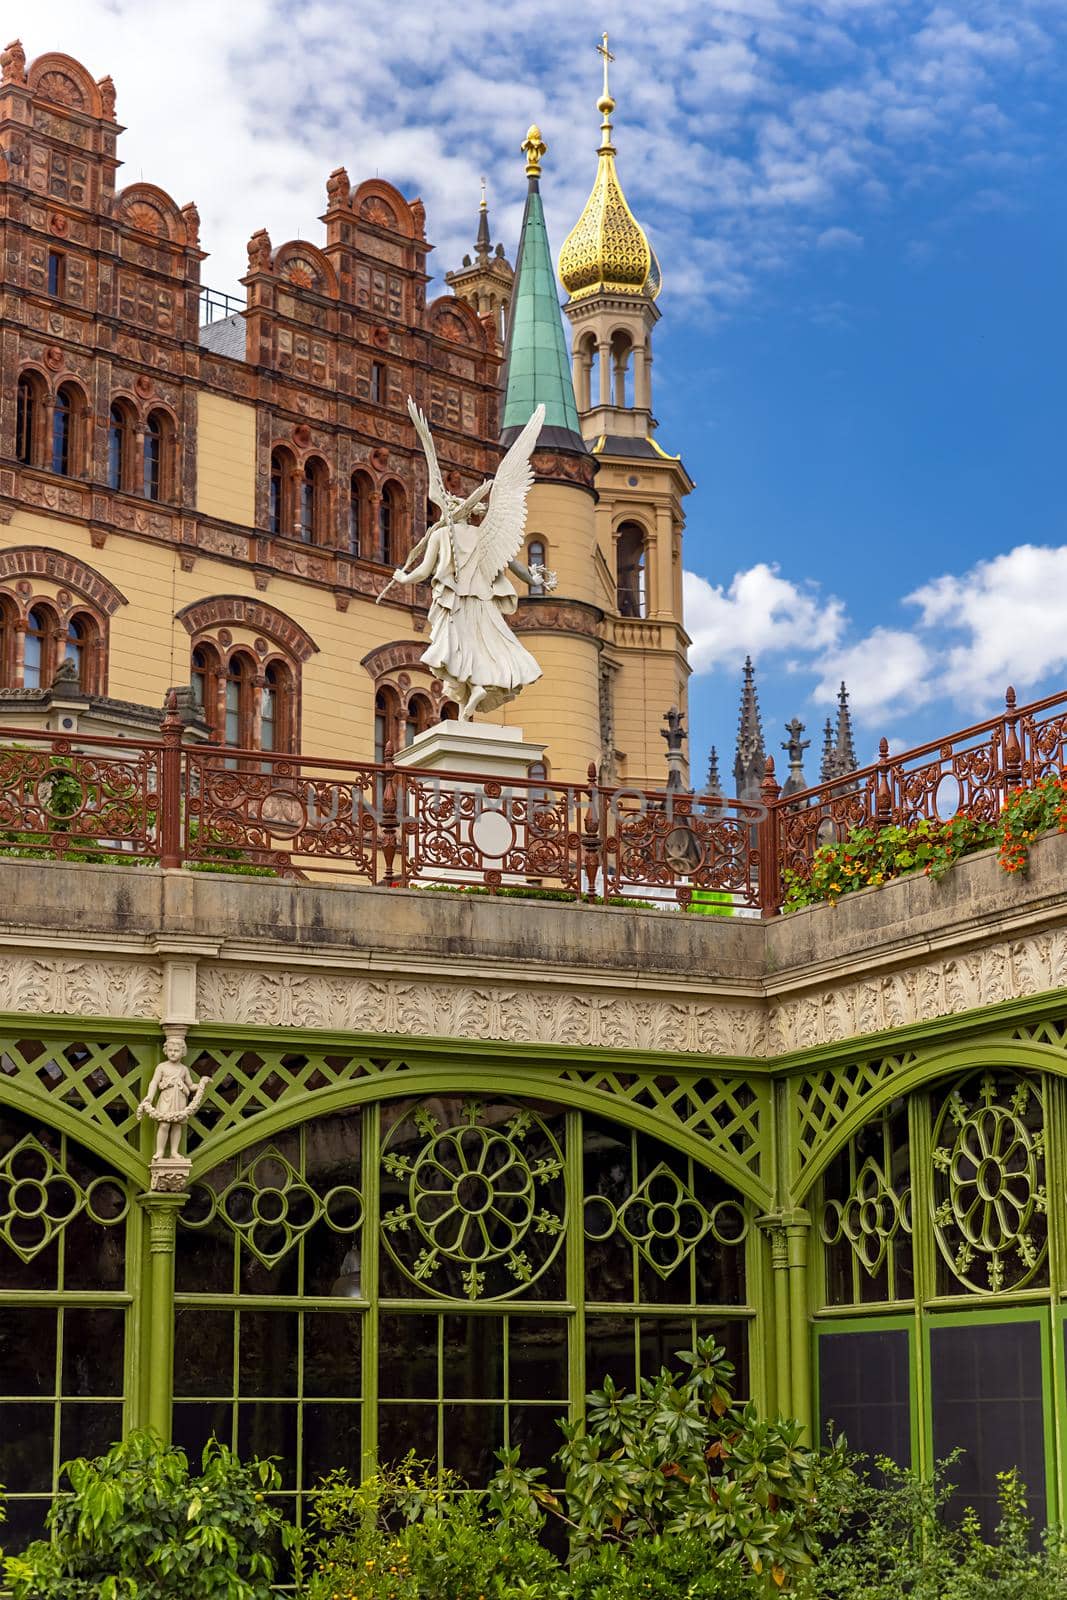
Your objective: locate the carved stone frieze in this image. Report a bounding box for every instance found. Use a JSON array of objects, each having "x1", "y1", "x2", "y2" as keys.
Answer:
[
  {"x1": 768, "y1": 928, "x2": 1067, "y2": 1053},
  {"x1": 195, "y1": 964, "x2": 767, "y2": 1057},
  {"x1": 0, "y1": 956, "x2": 161, "y2": 1018}
]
